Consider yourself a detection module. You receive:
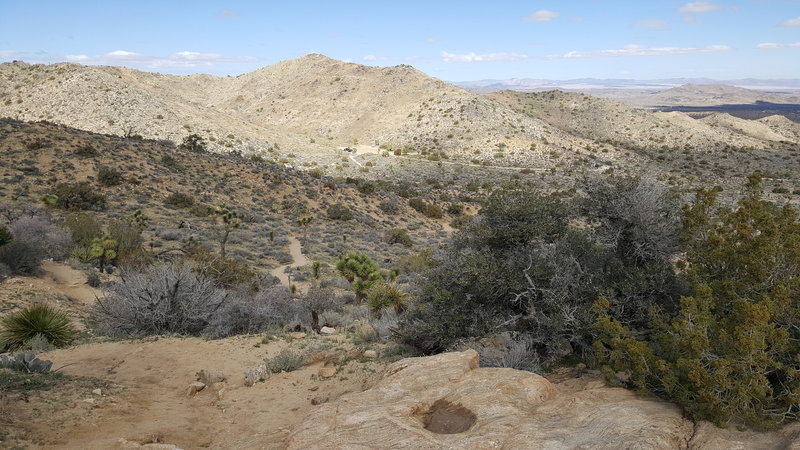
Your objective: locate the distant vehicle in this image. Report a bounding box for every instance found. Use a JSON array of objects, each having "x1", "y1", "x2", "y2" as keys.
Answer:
[{"x1": 343, "y1": 147, "x2": 356, "y2": 153}]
